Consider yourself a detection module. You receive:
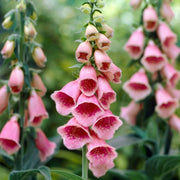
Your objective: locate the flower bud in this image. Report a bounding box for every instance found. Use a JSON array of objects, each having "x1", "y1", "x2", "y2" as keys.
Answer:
[
  {"x1": 89, "y1": 0, "x2": 96, "y2": 3},
  {"x1": 32, "y1": 47, "x2": 47, "y2": 68},
  {"x1": 160, "y1": 2, "x2": 174, "y2": 23},
  {"x1": 93, "y1": 11, "x2": 104, "y2": 23},
  {"x1": 130, "y1": 0, "x2": 142, "y2": 10},
  {"x1": 31, "y1": 11, "x2": 37, "y2": 20},
  {"x1": 1, "y1": 40, "x2": 15, "y2": 59},
  {"x1": 16, "y1": 0, "x2": 26, "y2": 12},
  {"x1": 80, "y1": 3, "x2": 91, "y2": 14},
  {"x1": 85, "y1": 24, "x2": 99, "y2": 41},
  {"x1": 24, "y1": 22, "x2": 37, "y2": 40},
  {"x1": 95, "y1": 0, "x2": 105, "y2": 8},
  {"x1": 2, "y1": 16, "x2": 13, "y2": 29}
]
